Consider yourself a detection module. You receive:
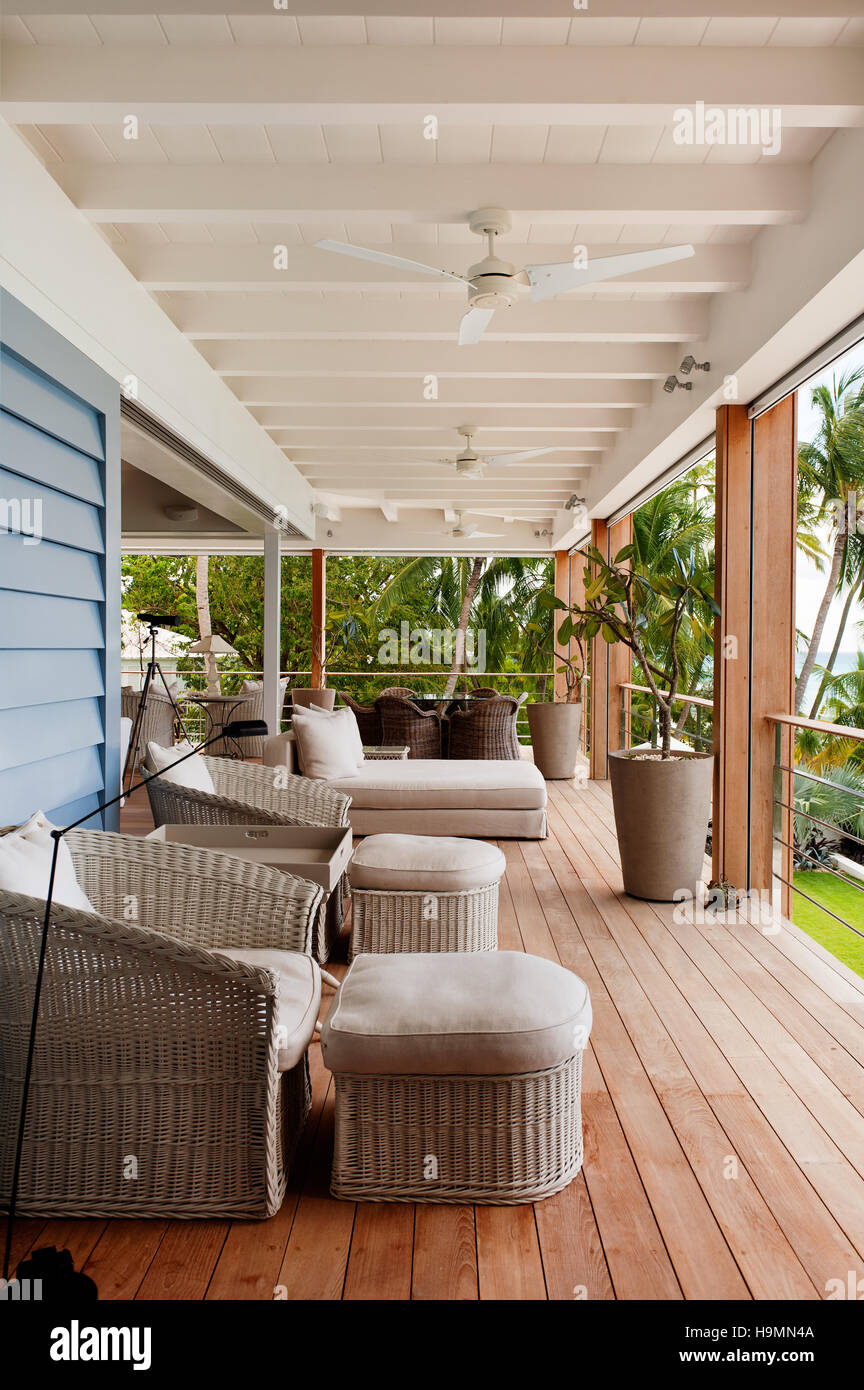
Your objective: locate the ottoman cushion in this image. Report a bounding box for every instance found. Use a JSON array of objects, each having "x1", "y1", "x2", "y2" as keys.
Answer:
[
  {"x1": 349, "y1": 833, "x2": 506, "y2": 893},
  {"x1": 320, "y1": 951, "x2": 591, "y2": 1076},
  {"x1": 216, "y1": 947, "x2": 321, "y2": 1072}
]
